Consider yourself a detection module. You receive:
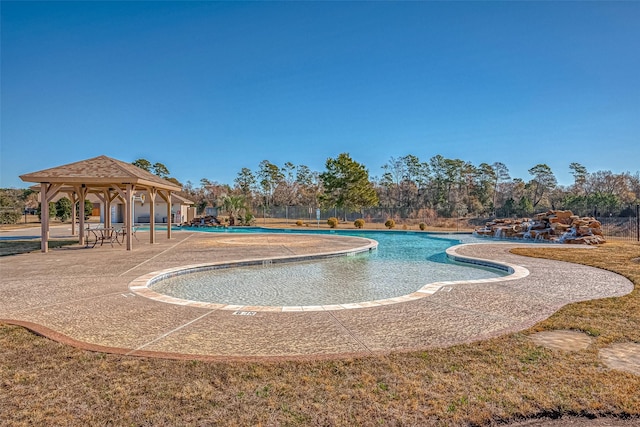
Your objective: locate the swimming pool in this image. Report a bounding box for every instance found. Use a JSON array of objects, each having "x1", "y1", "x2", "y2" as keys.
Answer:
[{"x1": 147, "y1": 228, "x2": 507, "y2": 307}]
